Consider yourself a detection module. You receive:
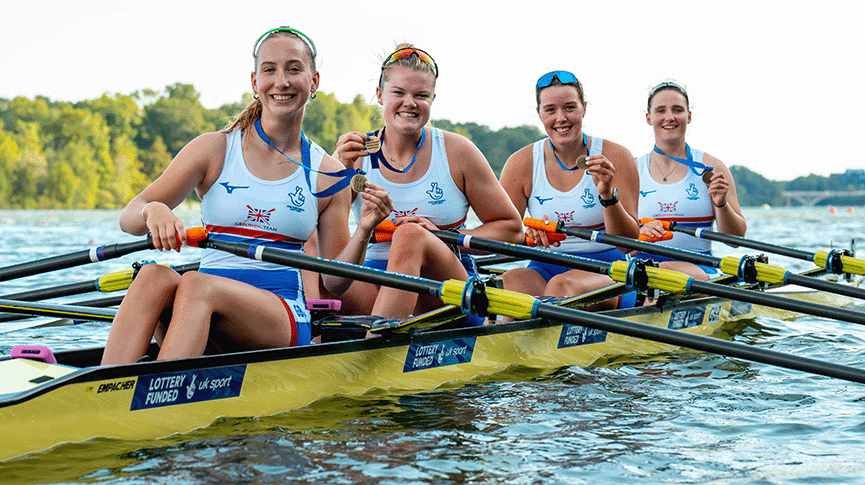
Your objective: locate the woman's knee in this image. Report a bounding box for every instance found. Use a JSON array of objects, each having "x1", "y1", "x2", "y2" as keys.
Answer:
[
  {"x1": 130, "y1": 264, "x2": 181, "y2": 295},
  {"x1": 545, "y1": 274, "x2": 585, "y2": 297},
  {"x1": 174, "y1": 271, "x2": 217, "y2": 304}
]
